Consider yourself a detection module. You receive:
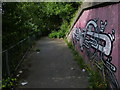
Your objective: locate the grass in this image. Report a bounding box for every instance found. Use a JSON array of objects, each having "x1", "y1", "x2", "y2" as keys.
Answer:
[{"x1": 65, "y1": 39, "x2": 107, "y2": 88}]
